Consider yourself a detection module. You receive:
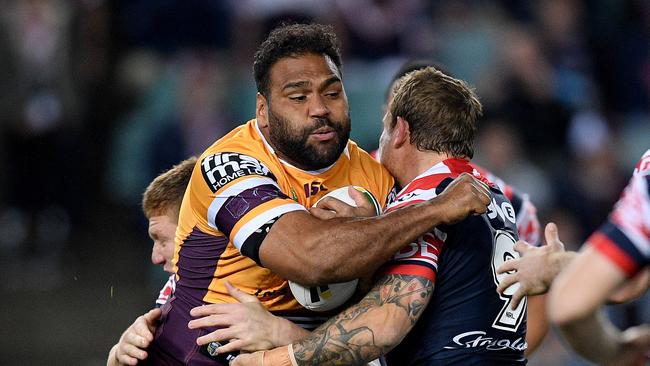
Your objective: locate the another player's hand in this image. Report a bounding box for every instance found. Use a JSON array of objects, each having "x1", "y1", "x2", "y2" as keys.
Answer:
[
  {"x1": 189, "y1": 281, "x2": 281, "y2": 353},
  {"x1": 309, "y1": 187, "x2": 376, "y2": 220},
  {"x1": 111, "y1": 308, "x2": 161, "y2": 366},
  {"x1": 434, "y1": 173, "x2": 491, "y2": 225},
  {"x1": 604, "y1": 324, "x2": 650, "y2": 366},
  {"x1": 231, "y1": 351, "x2": 264, "y2": 366},
  {"x1": 496, "y1": 223, "x2": 566, "y2": 309}
]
